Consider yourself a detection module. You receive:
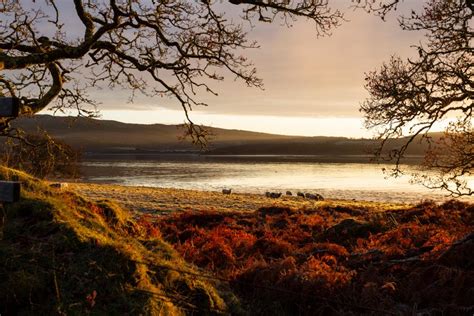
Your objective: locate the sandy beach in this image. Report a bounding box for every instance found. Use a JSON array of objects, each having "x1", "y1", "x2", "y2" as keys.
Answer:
[{"x1": 68, "y1": 182, "x2": 410, "y2": 215}]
